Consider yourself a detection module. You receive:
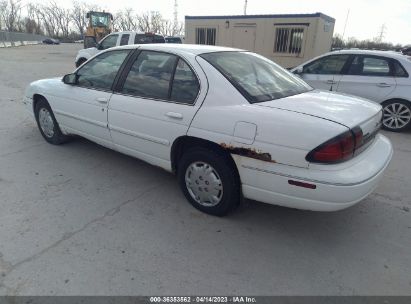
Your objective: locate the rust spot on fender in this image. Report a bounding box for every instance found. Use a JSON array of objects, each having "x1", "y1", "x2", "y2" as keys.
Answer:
[{"x1": 220, "y1": 143, "x2": 276, "y2": 163}]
